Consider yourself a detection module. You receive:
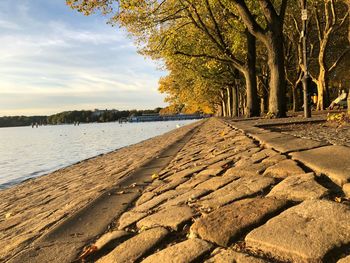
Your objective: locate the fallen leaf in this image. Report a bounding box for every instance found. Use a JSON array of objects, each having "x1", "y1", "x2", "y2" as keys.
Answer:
[
  {"x1": 5, "y1": 212, "x2": 12, "y2": 219},
  {"x1": 151, "y1": 173, "x2": 159, "y2": 180},
  {"x1": 335, "y1": 197, "x2": 342, "y2": 203}
]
